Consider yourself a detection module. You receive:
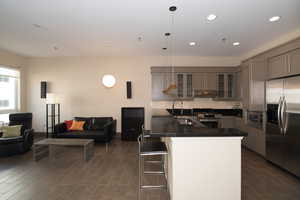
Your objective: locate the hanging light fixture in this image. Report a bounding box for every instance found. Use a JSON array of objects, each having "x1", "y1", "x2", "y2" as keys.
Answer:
[{"x1": 162, "y1": 6, "x2": 177, "y2": 96}]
